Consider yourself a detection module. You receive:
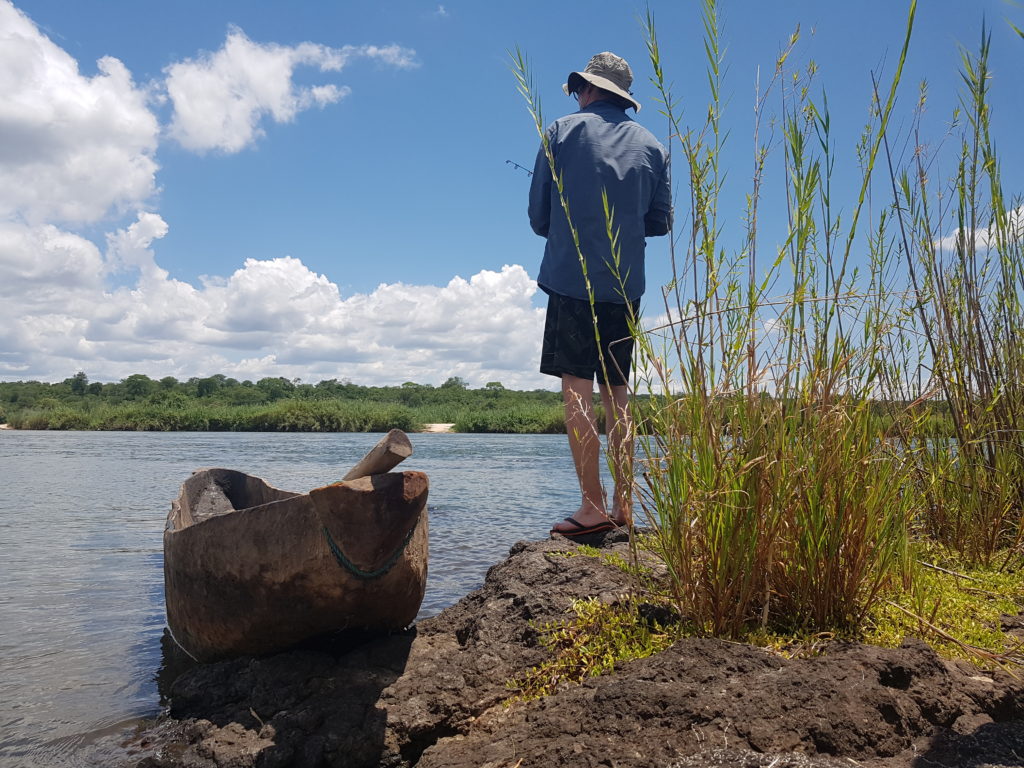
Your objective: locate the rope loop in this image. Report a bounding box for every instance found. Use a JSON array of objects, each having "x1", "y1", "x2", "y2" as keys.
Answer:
[{"x1": 322, "y1": 519, "x2": 419, "y2": 580}]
